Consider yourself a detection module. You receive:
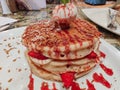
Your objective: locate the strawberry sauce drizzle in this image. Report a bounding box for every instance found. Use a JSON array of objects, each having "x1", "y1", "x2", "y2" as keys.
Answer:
[
  {"x1": 93, "y1": 73, "x2": 111, "y2": 88},
  {"x1": 86, "y1": 79, "x2": 96, "y2": 90},
  {"x1": 60, "y1": 72, "x2": 75, "y2": 88},
  {"x1": 71, "y1": 82, "x2": 81, "y2": 90},
  {"x1": 40, "y1": 82, "x2": 57, "y2": 90},
  {"x1": 41, "y1": 82, "x2": 49, "y2": 90},
  {"x1": 28, "y1": 74, "x2": 34, "y2": 90},
  {"x1": 99, "y1": 64, "x2": 113, "y2": 76},
  {"x1": 28, "y1": 51, "x2": 48, "y2": 60},
  {"x1": 100, "y1": 51, "x2": 106, "y2": 58},
  {"x1": 86, "y1": 51, "x2": 98, "y2": 59},
  {"x1": 60, "y1": 72, "x2": 81, "y2": 89},
  {"x1": 52, "y1": 83, "x2": 57, "y2": 90}
]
